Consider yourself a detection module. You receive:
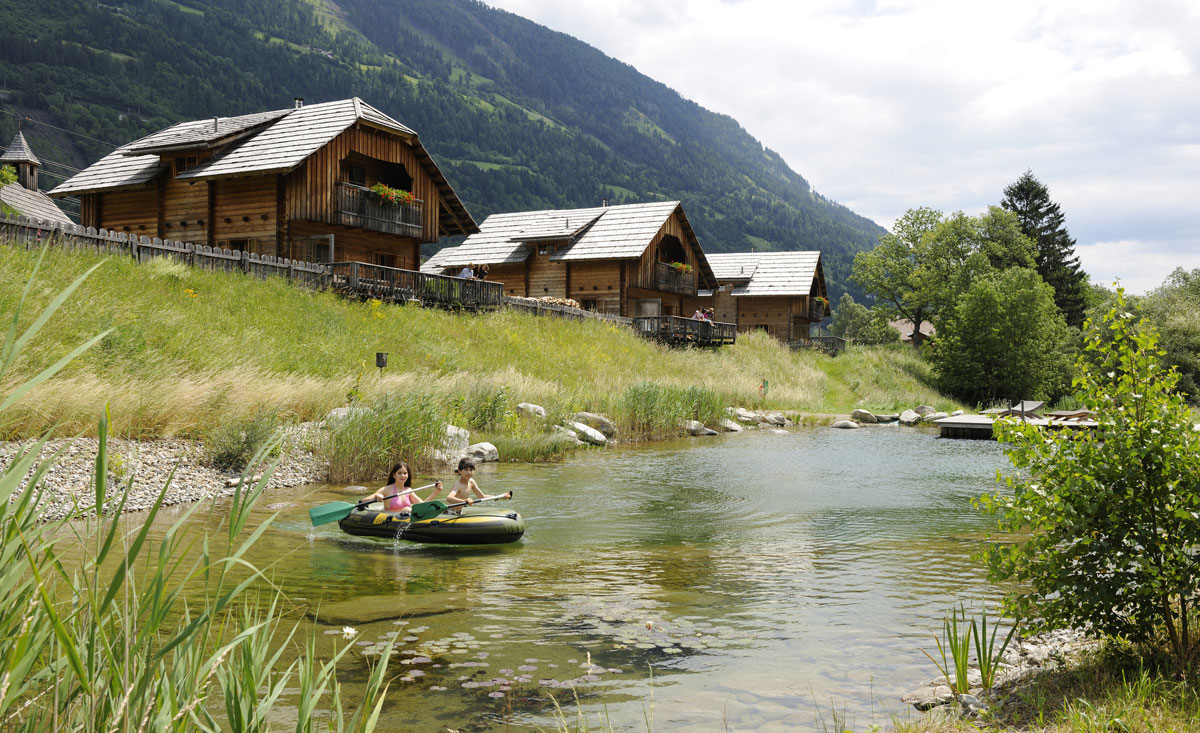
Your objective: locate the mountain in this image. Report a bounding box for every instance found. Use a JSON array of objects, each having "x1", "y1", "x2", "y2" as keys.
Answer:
[{"x1": 0, "y1": 0, "x2": 885, "y2": 299}]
